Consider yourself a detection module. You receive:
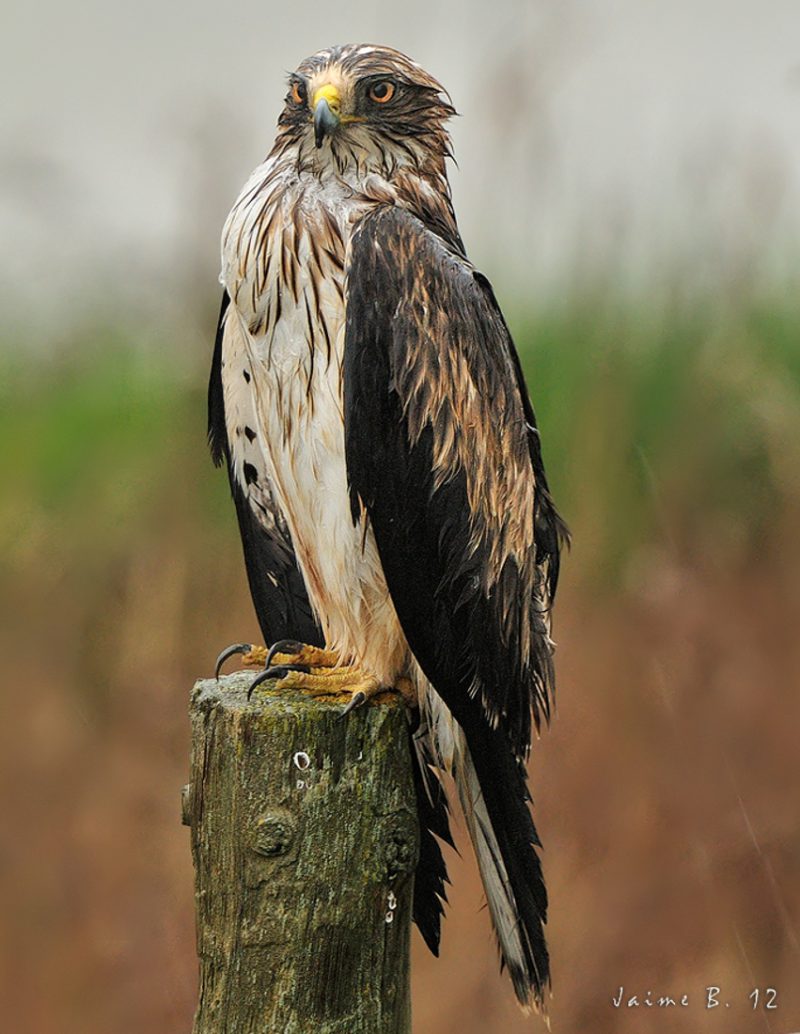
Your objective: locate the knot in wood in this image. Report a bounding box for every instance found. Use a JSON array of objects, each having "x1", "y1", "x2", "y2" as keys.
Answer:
[{"x1": 251, "y1": 809, "x2": 297, "y2": 857}]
